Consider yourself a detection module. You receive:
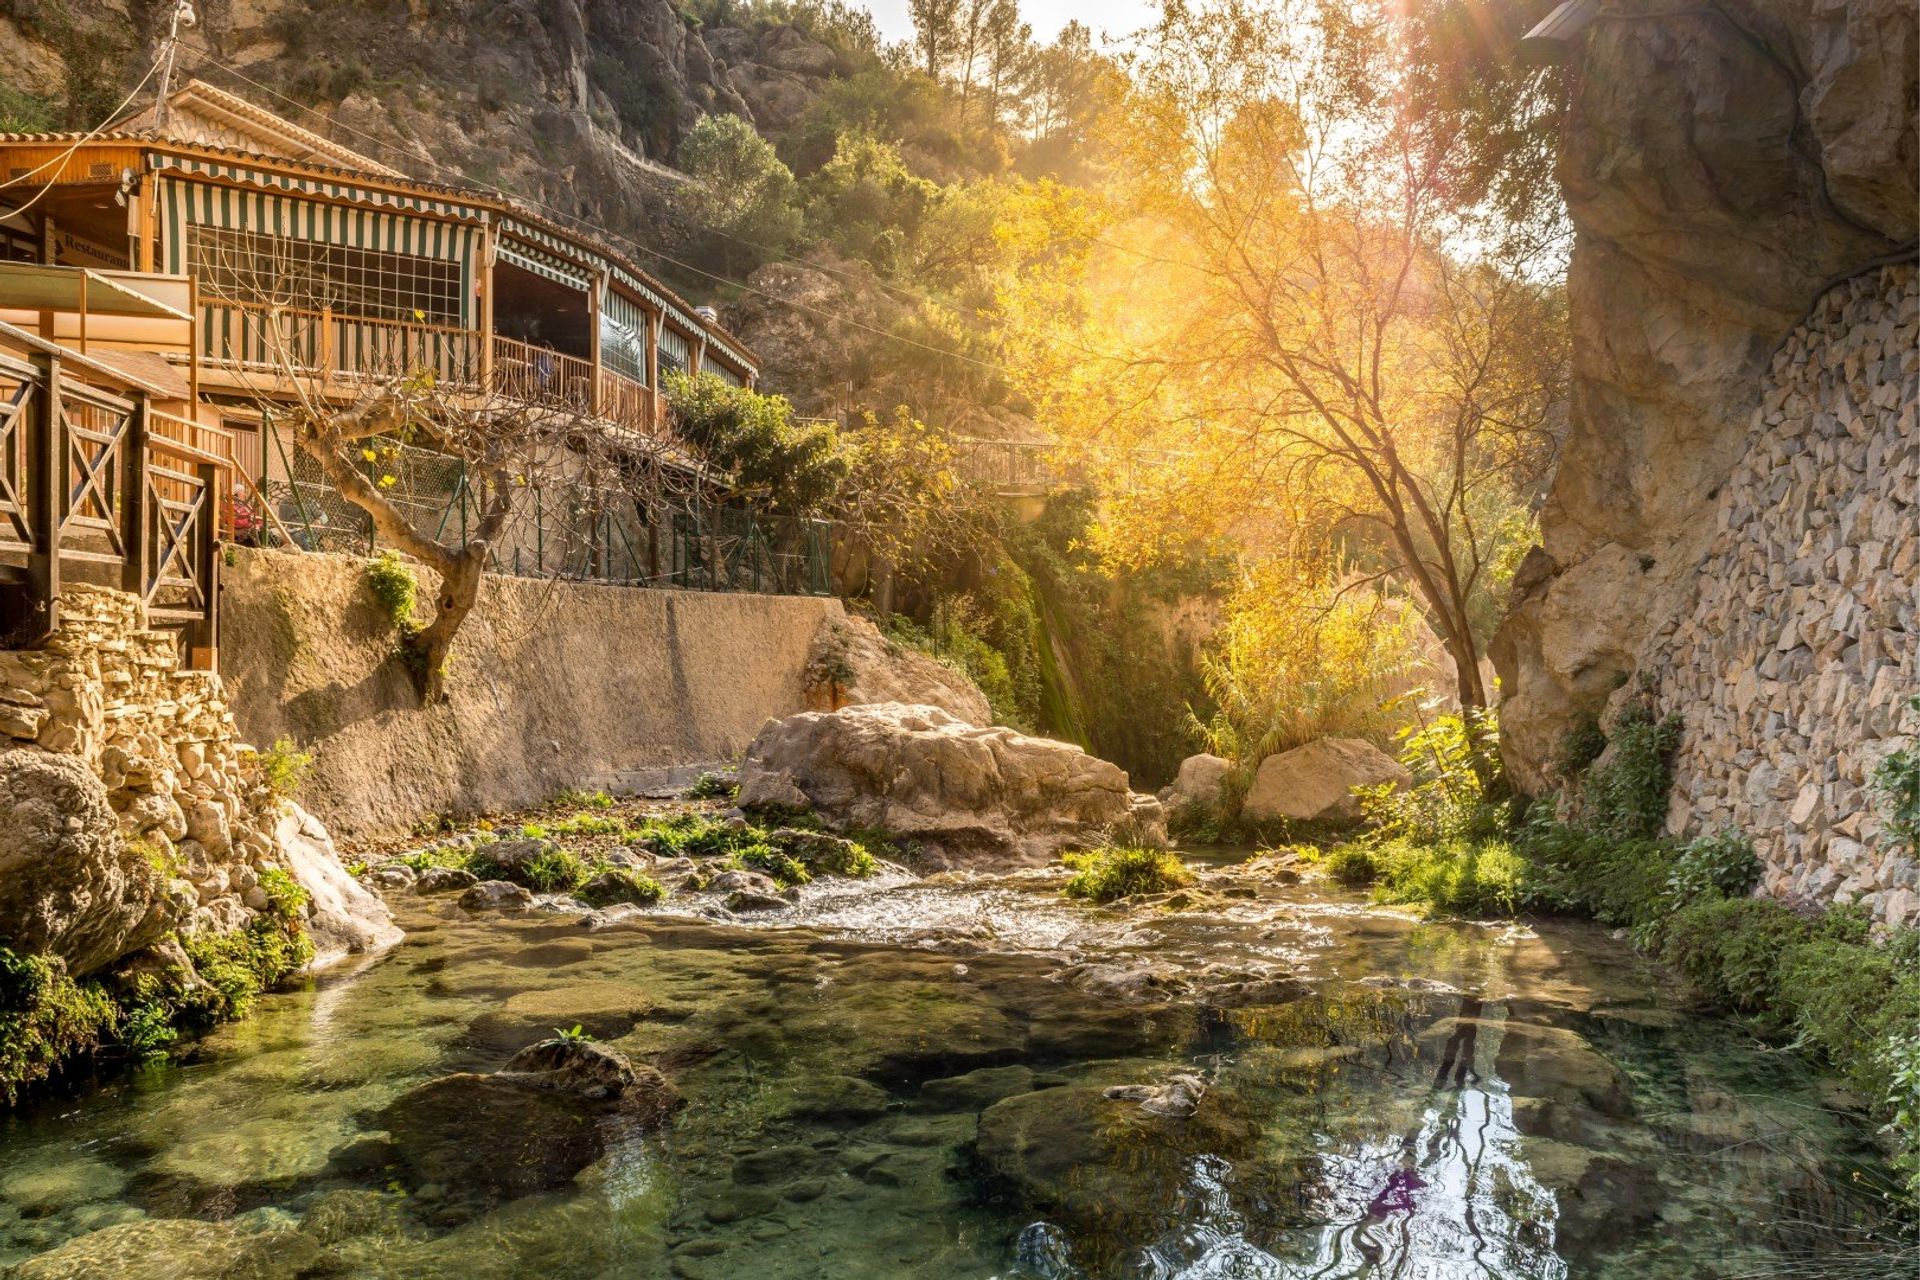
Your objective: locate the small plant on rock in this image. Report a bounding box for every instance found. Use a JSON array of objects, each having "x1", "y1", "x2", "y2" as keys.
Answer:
[
  {"x1": 256, "y1": 737, "x2": 313, "y2": 804},
  {"x1": 733, "y1": 843, "x2": 811, "y2": 887},
  {"x1": 364, "y1": 550, "x2": 420, "y2": 634},
  {"x1": 257, "y1": 868, "x2": 311, "y2": 922},
  {"x1": 1062, "y1": 846, "x2": 1193, "y2": 903},
  {"x1": 687, "y1": 773, "x2": 738, "y2": 802},
  {"x1": 1873, "y1": 695, "x2": 1920, "y2": 850},
  {"x1": 520, "y1": 849, "x2": 588, "y2": 894},
  {"x1": 554, "y1": 1023, "x2": 594, "y2": 1043}
]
